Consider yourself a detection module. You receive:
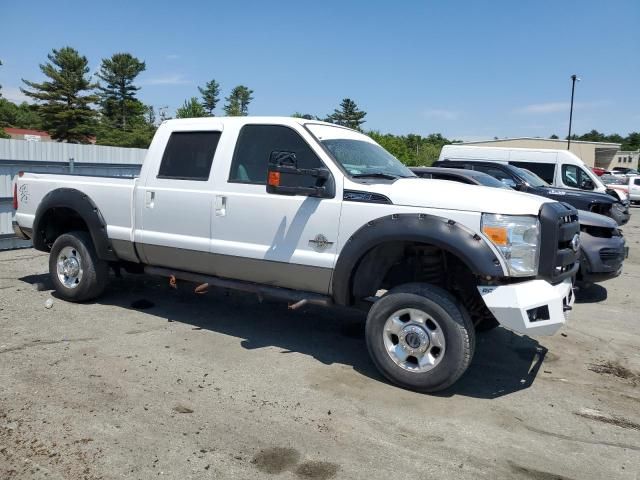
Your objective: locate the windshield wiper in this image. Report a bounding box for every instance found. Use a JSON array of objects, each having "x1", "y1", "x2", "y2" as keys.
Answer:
[{"x1": 351, "y1": 172, "x2": 399, "y2": 180}]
